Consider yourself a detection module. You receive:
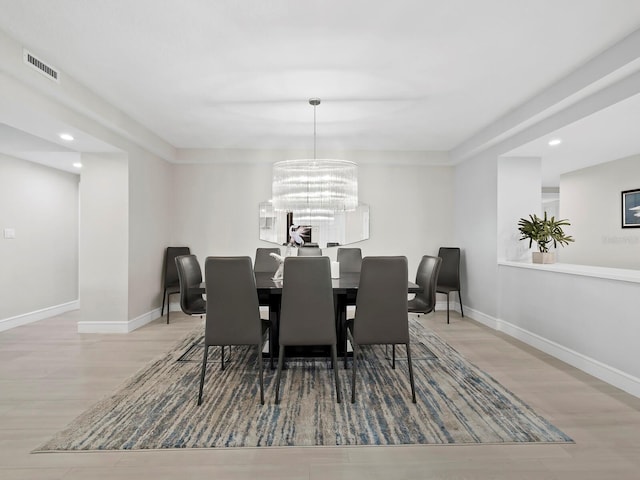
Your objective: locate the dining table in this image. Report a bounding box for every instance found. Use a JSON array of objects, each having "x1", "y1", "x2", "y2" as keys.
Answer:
[{"x1": 196, "y1": 271, "x2": 422, "y2": 358}]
